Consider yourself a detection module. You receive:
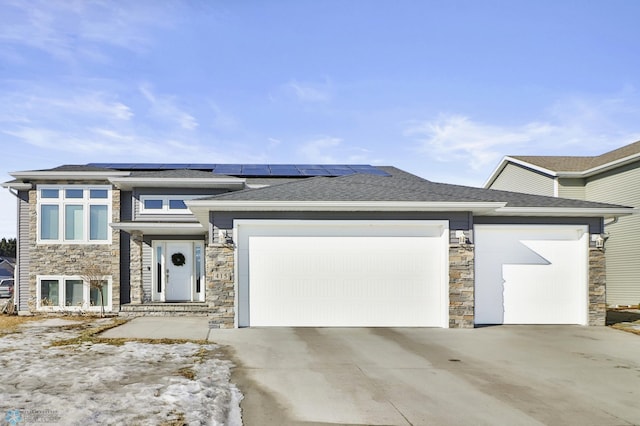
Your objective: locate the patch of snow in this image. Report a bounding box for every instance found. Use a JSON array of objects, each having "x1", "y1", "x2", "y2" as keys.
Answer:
[{"x1": 1, "y1": 319, "x2": 243, "y2": 425}]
